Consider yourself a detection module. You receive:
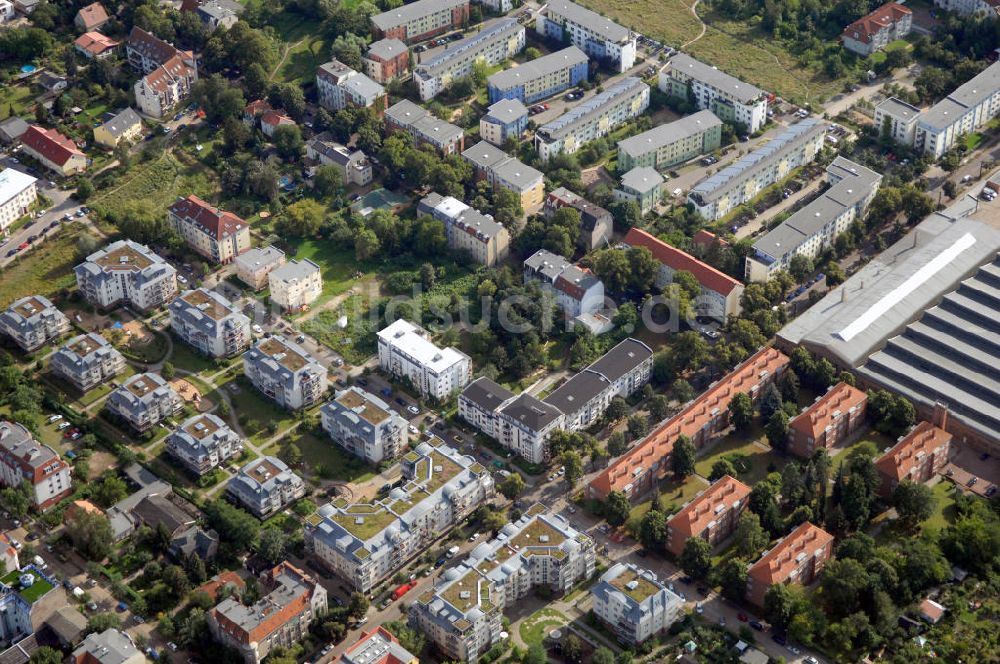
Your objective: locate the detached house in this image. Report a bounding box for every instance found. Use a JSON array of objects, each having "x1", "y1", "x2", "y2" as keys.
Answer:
[
  {"x1": 168, "y1": 194, "x2": 250, "y2": 264},
  {"x1": 127, "y1": 27, "x2": 198, "y2": 119},
  {"x1": 842, "y1": 3, "x2": 912, "y2": 56},
  {"x1": 260, "y1": 110, "x2": 295, "y2": 138},
  {"x1": 74, "y1": 2, "x2": 109, "y2": 32},
  {"x1": 93, "y1": 108, "x2": 142, "y2": 148},
  {"x1": 20, "y1": 126, "x2": 87, "y2": 176},
  {"x1": 74, "y1": 32, "x2": 119, "y2": 60}
]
